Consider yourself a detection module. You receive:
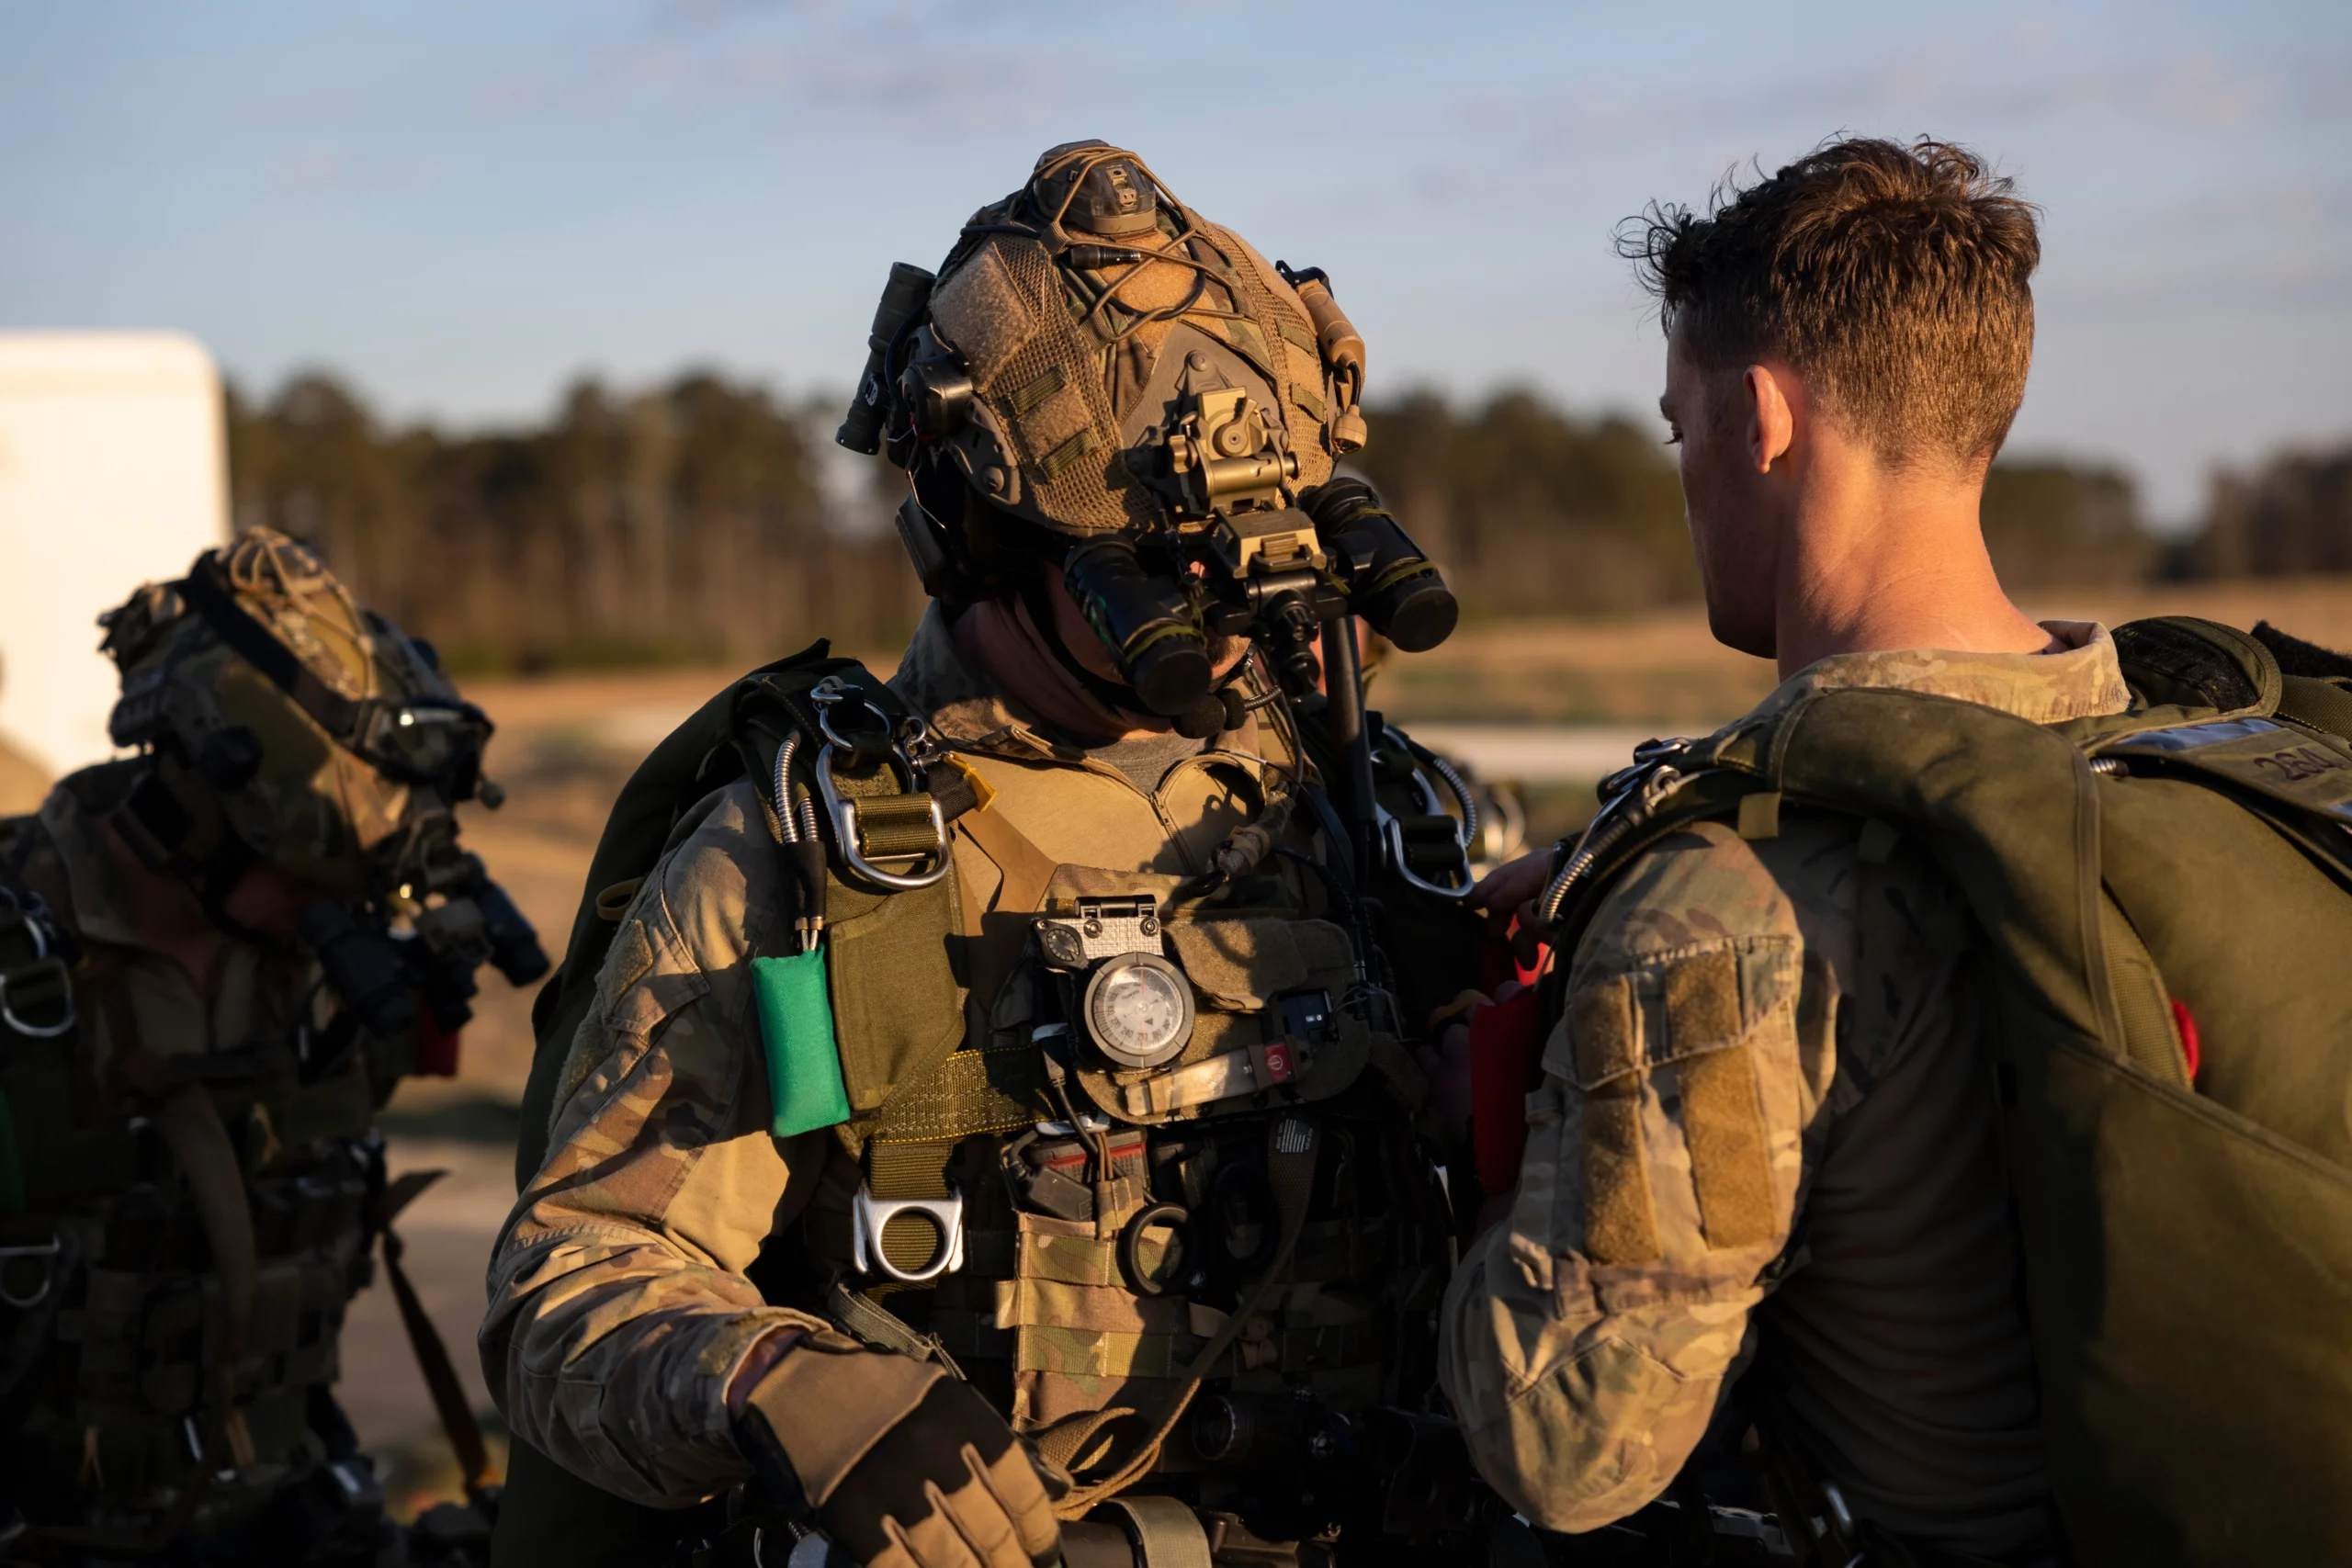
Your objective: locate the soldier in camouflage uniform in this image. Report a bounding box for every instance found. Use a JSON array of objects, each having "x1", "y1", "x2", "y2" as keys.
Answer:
[
  {"x1": 0, "y1": 528, "x2": 544, "y2": 1564},
  {"x1": 1440, "y1": 141, "x2": 2099, "y2": 1563},
  {"x1": 483, "y1": 143, "x2": 1487, "y2": 1568}
]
